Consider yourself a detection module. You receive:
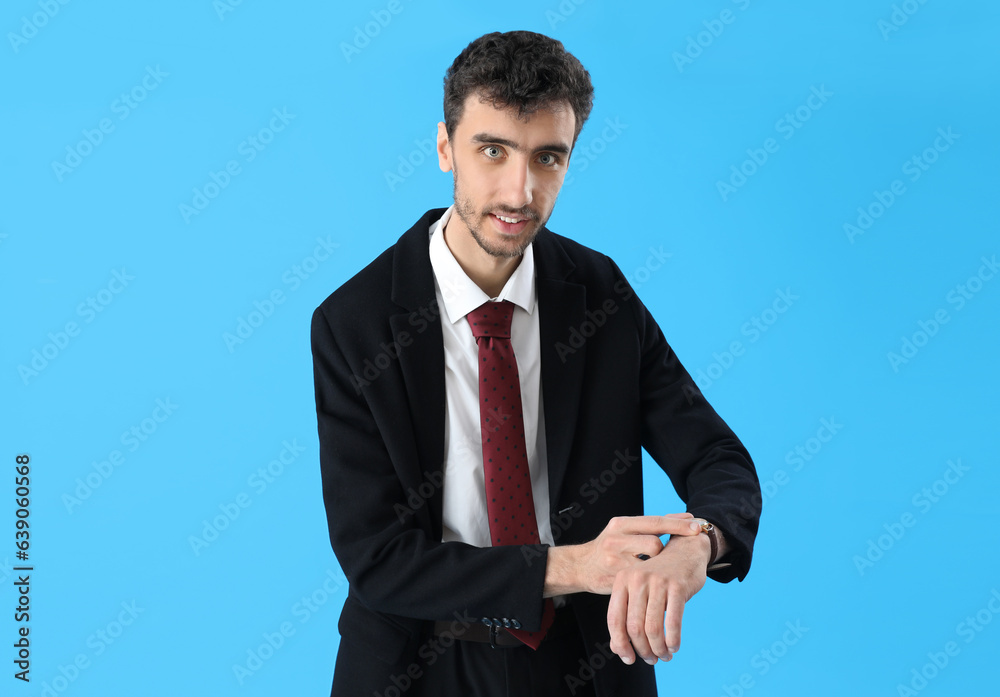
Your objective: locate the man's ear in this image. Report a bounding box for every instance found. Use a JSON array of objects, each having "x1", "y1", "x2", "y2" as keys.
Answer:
[{"x1": 437, "y1": 122, "x2": 453, "y2": 173}]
